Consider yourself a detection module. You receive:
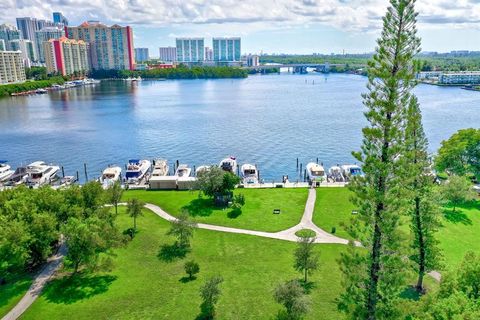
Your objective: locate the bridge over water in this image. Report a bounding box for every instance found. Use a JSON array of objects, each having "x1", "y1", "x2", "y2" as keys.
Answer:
[{"x1": 242, "y1": 63, "x2": 346, "y2": 74}]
